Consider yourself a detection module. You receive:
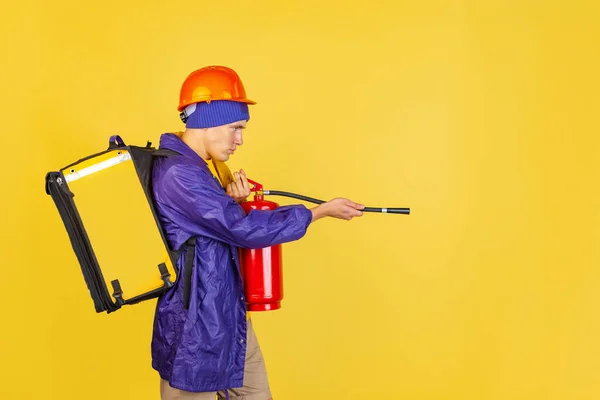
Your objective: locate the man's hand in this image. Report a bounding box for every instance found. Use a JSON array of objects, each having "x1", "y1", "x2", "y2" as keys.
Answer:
[
  {"x1": 226, "y1": 169, "x2": 251, "y2": 204},
  {"x1": 311, "y1": 198, "x2": 365, "y2": 222}
]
